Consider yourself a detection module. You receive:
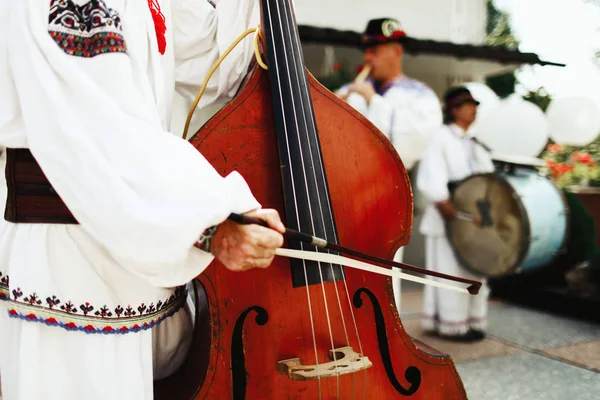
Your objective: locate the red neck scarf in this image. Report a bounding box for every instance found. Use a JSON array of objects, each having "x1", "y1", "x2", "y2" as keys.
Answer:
[{"x1": 147, "y1": 0, "x2": 167, "y2": 55}]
